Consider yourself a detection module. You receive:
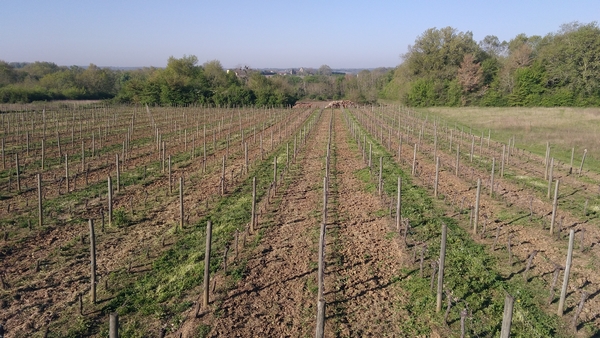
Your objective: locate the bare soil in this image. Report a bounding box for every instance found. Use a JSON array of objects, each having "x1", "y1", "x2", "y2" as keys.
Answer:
[{"x1": 179, "y1": 110, "x2": 408, "y2": 337}]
